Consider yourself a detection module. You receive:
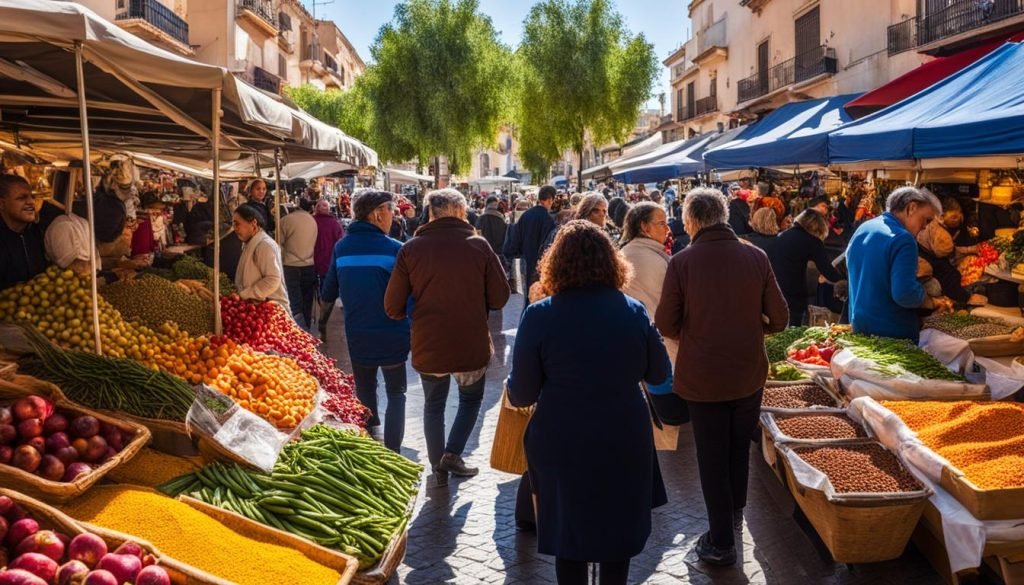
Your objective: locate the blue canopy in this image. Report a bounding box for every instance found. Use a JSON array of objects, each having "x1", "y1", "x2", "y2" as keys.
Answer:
[
  {"x1": 613, "y1": 130, "x2": 743, "y2": 184},
  {"x1": 829, "y1": 41, "x2": 1024, "y2": 163},
  {"x1": 703, "y1": 94, "x2": 860, "y2": 169}
]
